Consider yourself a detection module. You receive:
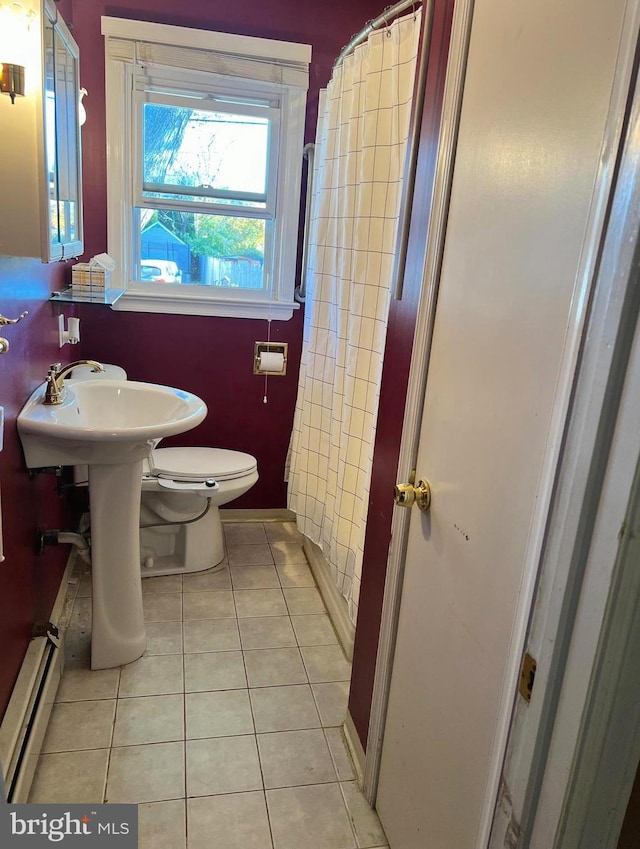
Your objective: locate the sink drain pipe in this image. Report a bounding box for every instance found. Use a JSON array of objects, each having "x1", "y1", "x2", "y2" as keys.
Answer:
[{"x1": 39, "y1": 529, "x2": 91, "y2": 566}]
